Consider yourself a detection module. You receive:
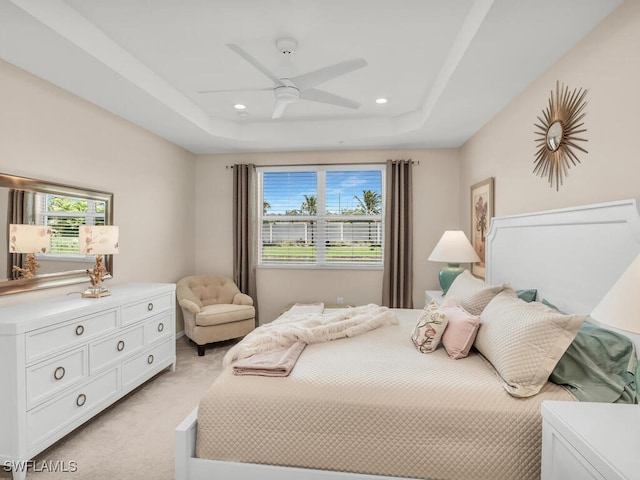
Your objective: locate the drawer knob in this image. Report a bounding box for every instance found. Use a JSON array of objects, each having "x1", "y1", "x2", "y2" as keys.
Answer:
[
  {"x1": 147, "y1": 303, "x2": 154, "y2": 311},
  {"x1": 147, "y1": 354, "x2": 154, "y2": 365},
  {"x1": 53, "y1": 366, "x2": 65, "y2": 381},
  {"x1": 117, "y1": 340, "x2": 125, "y2": 352},
  {"x1": 157, "y1": 322, "x2": 164, "y2": 332},
  {"x1": 76, "y1": 393, "x2": 87, "y2": 407},
  {"x1": 75, "y1": 325, "x2": 85, "y2": 336}
]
